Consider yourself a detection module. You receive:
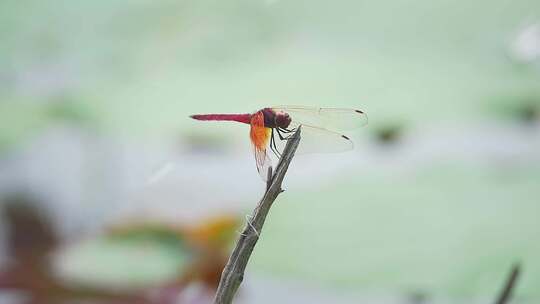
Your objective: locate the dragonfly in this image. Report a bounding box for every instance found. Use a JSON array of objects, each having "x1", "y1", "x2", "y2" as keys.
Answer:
[{"x1": 190, "y1": 106, "x2": 368, "y2": 180}]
